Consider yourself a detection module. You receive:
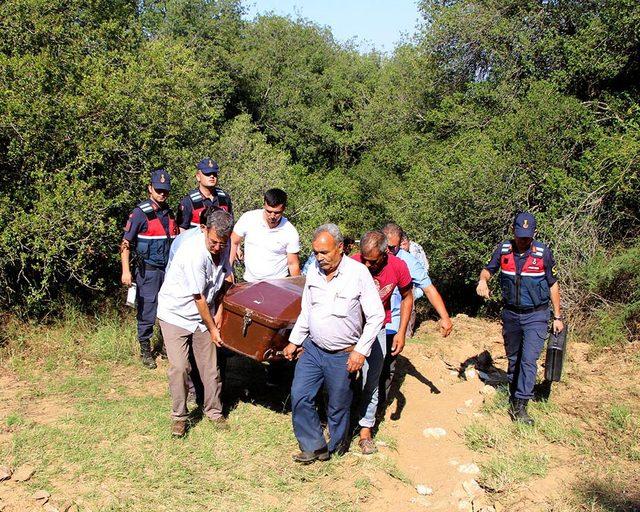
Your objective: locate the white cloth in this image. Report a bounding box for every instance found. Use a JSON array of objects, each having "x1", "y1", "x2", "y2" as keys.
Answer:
[
  {"x1": 157, "y1": 230, "x2": 232, "y2": 333},
  {"x1": 233, "y1": 209, "x2": 300, "y2": 282},
  {"x1": 166, "y1": 227, "x2": 200, "y2": 271},
  {"x1": 289, "y1": 256, "x2": 385, "y2": 357}
]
